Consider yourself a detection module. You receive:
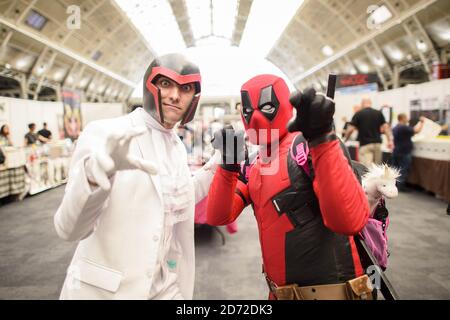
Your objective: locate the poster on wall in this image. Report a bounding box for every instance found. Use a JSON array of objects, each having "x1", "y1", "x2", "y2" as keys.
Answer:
[{"x1": 62, "y1": 89, "x2": 82, "y2": 141}]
